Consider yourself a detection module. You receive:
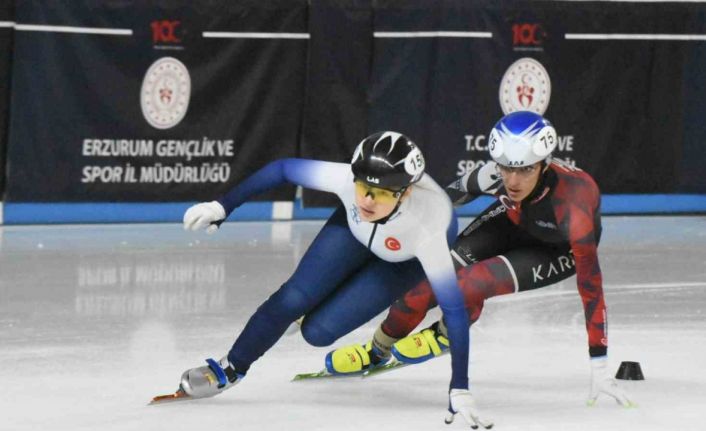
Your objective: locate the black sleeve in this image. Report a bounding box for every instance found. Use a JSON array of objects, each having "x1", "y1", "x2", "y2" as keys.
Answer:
[{"x1": 444, "y1": 162, "x2": 503, "y2": 206}]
